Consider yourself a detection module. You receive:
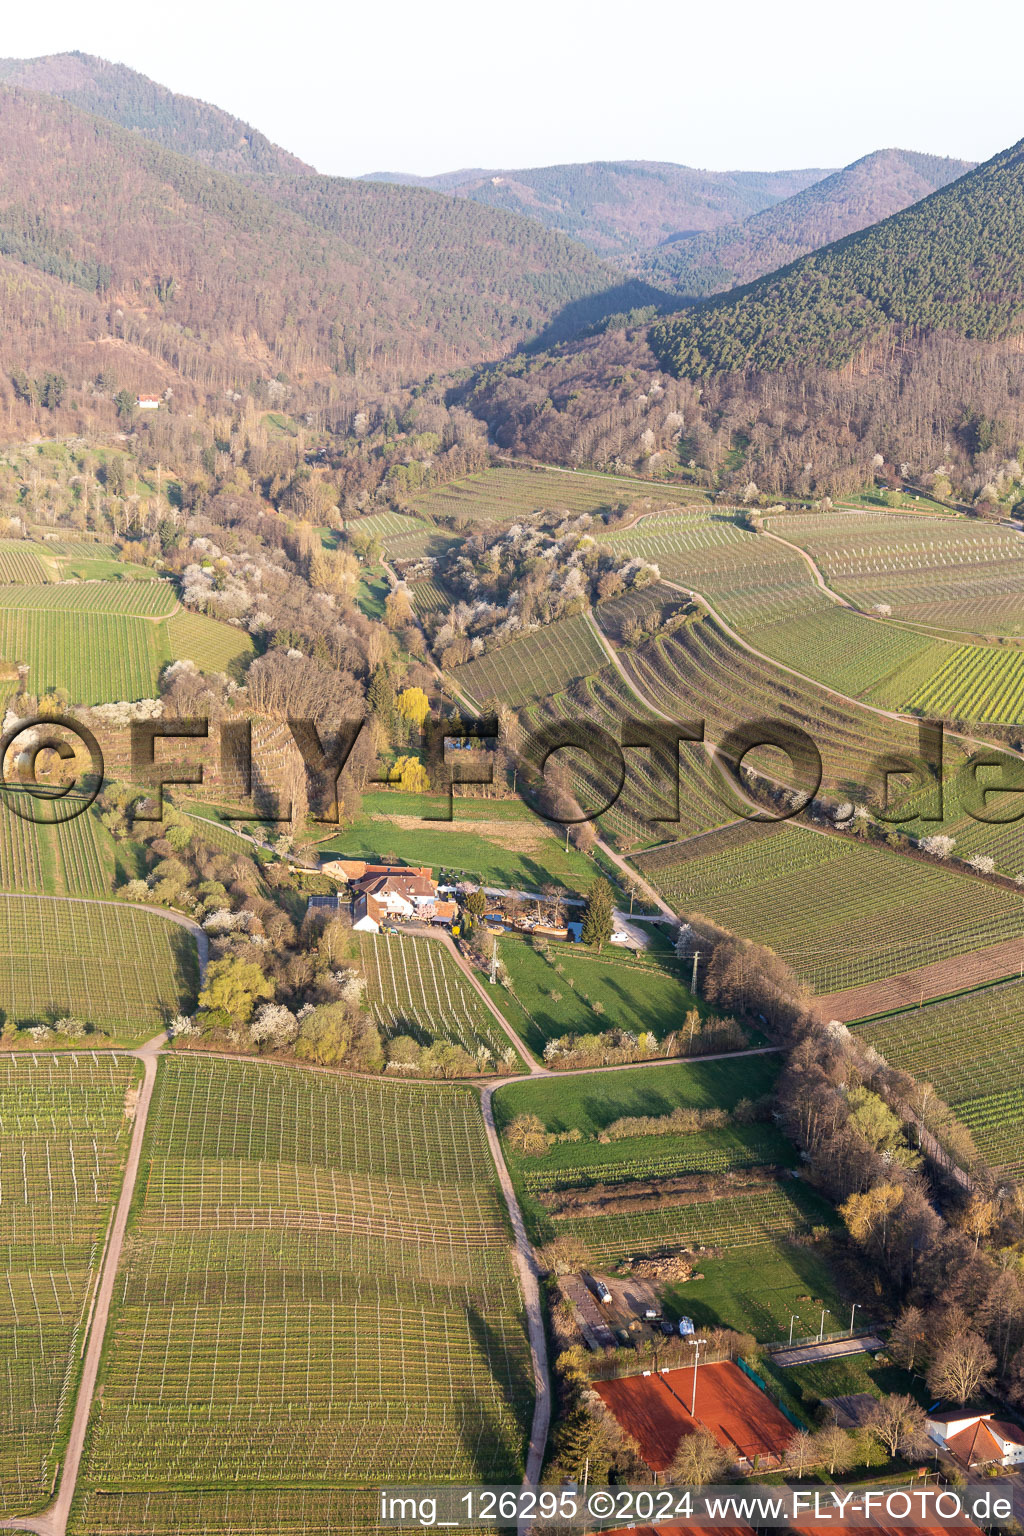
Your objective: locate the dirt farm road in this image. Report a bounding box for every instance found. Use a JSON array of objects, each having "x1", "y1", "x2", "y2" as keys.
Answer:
[{"x1": 1, "y1": 1031, "x2": 167, "y2": 1536}]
